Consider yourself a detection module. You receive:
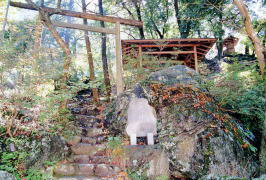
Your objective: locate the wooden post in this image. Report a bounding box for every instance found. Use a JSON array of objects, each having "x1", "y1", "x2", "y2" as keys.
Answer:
[
  {"x1": 138, "y1": 46, "x2": 143, "y2": 68},
  {"x1": 2, "y1": 0, "x2": 11, "y2": 39},
  {"x1": 115, "y1": 22, "x2": 124, "y2": 95},
  {"x1": 194, "y1": 46, "x2": 199, "y2": 73}
]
